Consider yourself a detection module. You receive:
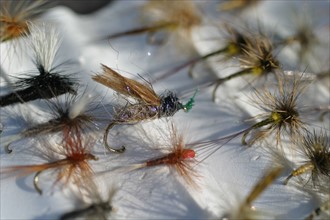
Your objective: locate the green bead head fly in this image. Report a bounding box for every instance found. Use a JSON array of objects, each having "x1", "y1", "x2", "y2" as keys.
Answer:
[{"x1": 92, "y1": 64, "x2": 196, "y2": 153}]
